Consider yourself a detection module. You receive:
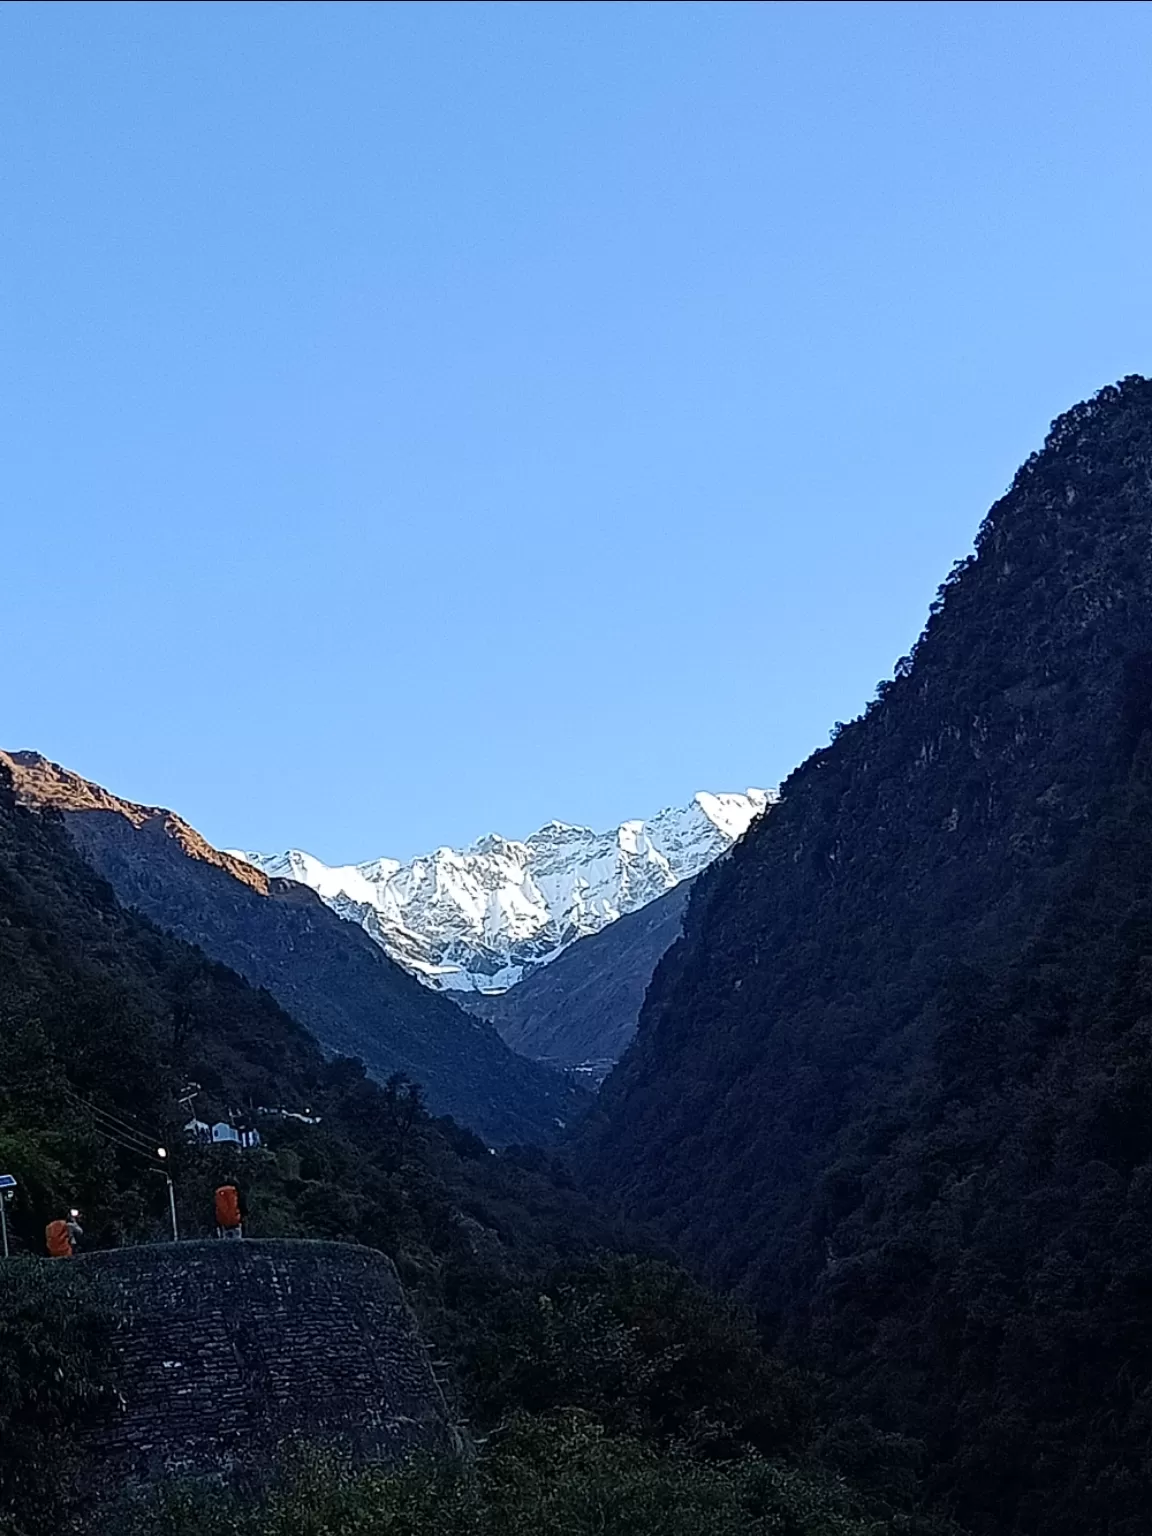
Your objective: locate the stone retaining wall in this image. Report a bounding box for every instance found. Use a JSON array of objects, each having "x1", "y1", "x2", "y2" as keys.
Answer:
[{"x1": 77, "y1": 1238, "x2": 456, "y2": 1482}]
